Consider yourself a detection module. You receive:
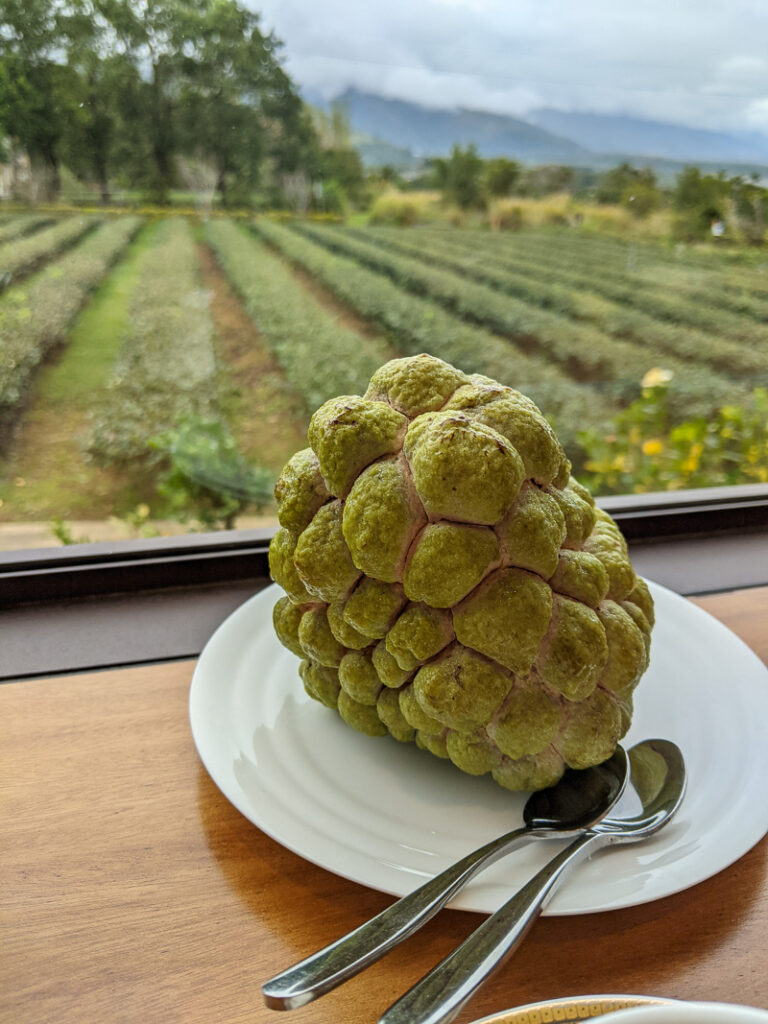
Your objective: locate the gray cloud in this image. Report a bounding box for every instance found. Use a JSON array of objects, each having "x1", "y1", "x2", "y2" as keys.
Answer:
[{"x1": 251, "y1": 0, "x2": 768, "y2": 131}]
